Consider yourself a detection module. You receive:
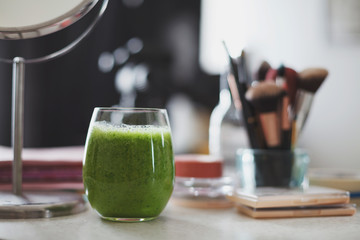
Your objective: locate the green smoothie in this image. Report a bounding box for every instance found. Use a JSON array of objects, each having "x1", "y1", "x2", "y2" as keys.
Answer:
[{"x1": 83, "y1": 121, "x2": 174, "y2": 219}]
